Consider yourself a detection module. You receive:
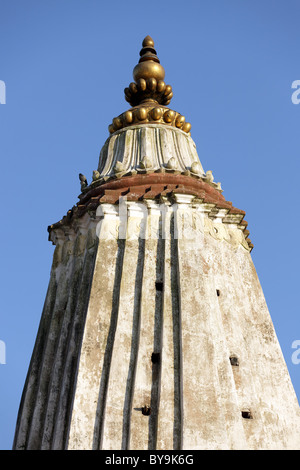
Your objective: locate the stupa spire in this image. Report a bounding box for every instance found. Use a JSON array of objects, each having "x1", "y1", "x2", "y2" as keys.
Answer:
[{"x1": 13, "y1": 34, "x2": 300, "y2": 451}]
